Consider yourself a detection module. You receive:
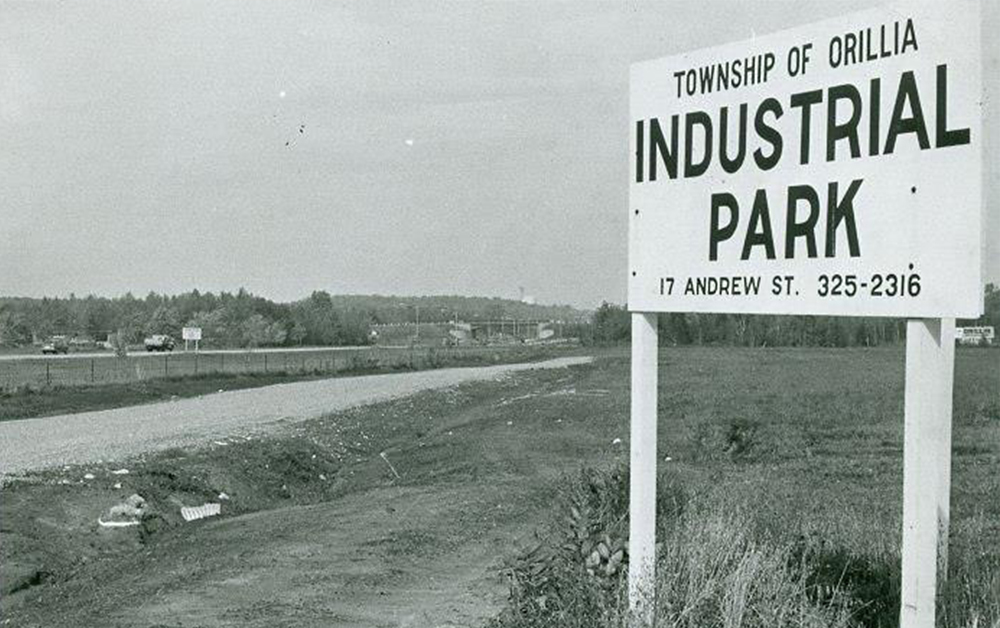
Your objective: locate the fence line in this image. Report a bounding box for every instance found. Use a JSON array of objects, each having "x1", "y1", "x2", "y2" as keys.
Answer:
[{"x1": 0, "y1": 345, "x2": 566, "y2": 391}]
